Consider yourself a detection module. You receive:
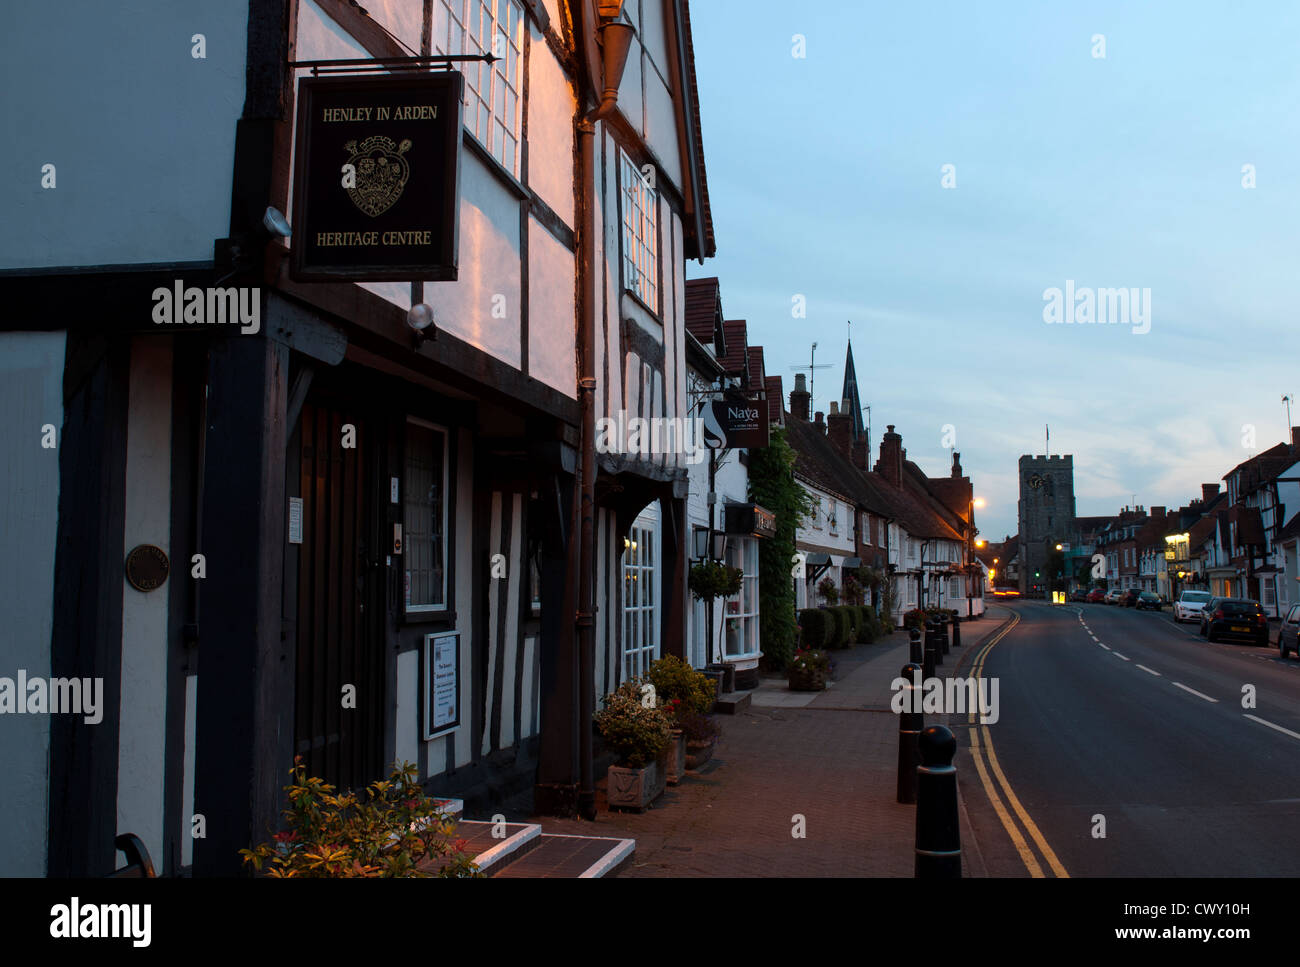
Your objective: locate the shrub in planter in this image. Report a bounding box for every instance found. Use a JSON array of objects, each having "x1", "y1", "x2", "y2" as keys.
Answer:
[
  {"x1": 817, "y1": 576, "x2": 839, "y2": 605},
  {"x1": 594, "y1": 678, "x2": 673, "y2": 768},
  {"x1": 240, "y1": 758, "x2": 481, "y2": 878},
  {"x1": 797, "y1": 608, "x2": 832, "y2": 650},
  {"x1": 788, "y1": 648, "x2": 830, "y2": 691},
  {"x1": 841, "y1": 573, "x2": 864, "y2": 606},
  {"x1": 647, "y1": 654, "x2": 716, "y2": 719},
  {"x1": 903, "y1": 608, "x2": 928, "y2": 632}
]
